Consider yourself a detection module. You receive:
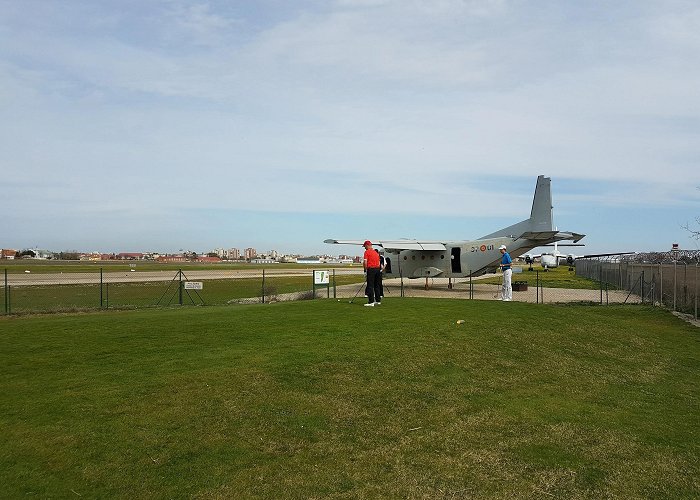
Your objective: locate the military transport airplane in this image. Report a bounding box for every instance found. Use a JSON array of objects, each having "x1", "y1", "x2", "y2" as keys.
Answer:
[{"x1": 325, "y1": 175, "x2": 585, "y2": 279}]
